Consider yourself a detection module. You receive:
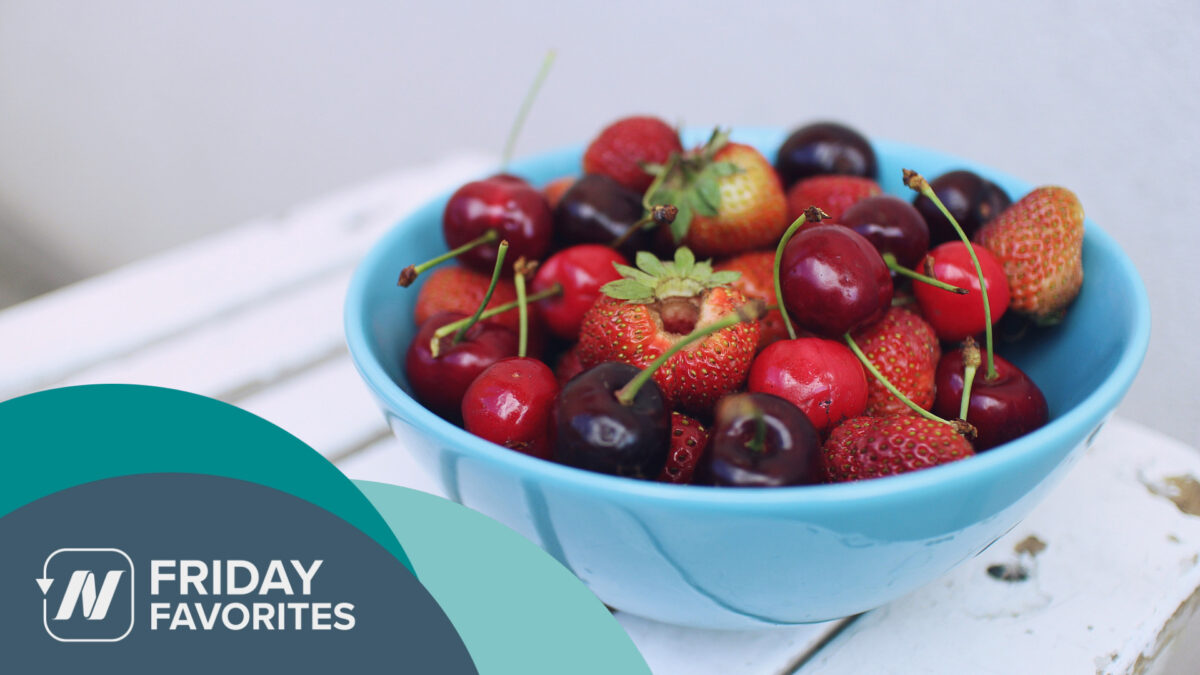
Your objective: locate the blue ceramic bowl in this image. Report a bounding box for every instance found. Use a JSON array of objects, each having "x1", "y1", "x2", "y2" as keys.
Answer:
[{"x1": 345, "y1": 128, "x2": 1150, "y2": 629}]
